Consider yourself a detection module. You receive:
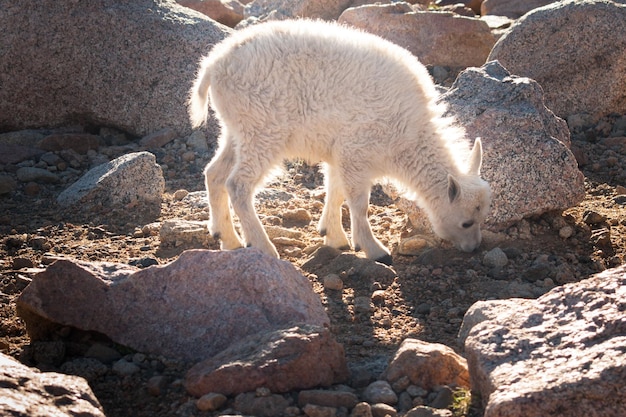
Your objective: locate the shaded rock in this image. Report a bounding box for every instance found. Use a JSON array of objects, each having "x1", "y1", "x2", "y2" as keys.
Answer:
[
  {"x1": 481, "y1": 0, "x2": 557, "y2": 18},
  {"x1": 139, "y1": 128, "x2": 178, "y2": 149},
  {"x1": 488, "y1": 0, "x2": 626, "y2": 120},
  {"x1": 185, "y1": 325, "x2": 348, "y2": 396},
  {"x1": 0, "y1": 352, "x2": 105, "y2": 417},
  {"x1": 234, "y1": 392, "x2": 291, "y2": 417},
  {"x1": 38, "y1": 133, "x2": 100, "y2": 154},
  {"x1": 362, "y1": 380, "x2": 398, "y2": 405},
  {"x1": 17, "y1": 249, "x2": 329, "y2": 362},
  {"x1": 0, "y1": 0, "x2": 229, "y2": 136},
  {"x1": 0, "y1": 174, "x2": 18, "y2": 194},
  {"x1": 298, "y1": 389, "x2": 359, "y2": 409},
  {"x1": 339, "y1": 4, "x2": 494, "y2": 68},
  {"x1": 441, "y1": 60, "x2": 584, "y2": 226},
  {"x1": 178, "y1": 0, "x2": 244, "y2": 27},
  {"x1": 465, "y1": 265, "x2": 626, "y2": 417},
  {"x1": 196, "y1": 392, "x2": 227, "y2": 411},
  {"x1": 382, "y1": 338, "x2": 470, "y2": 391},
  {"x1": 56, "y1": 151, "x2": 164, "y2": 223},
  {"x1": 0, "y1": 143, "x2": 45, "y2": 165},
  {"x1": 16, "y1": 167, "x2": 59, "y2": 184}
]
